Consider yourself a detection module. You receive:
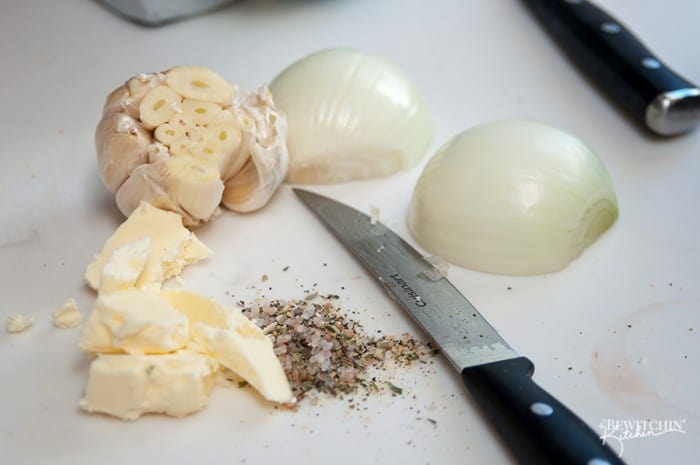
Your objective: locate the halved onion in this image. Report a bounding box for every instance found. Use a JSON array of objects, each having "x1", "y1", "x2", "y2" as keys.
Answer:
[
  {"x1": 269, "y1": 48, "x2": 433, "y2": 184},
  {"x1": 408, "y1": 120, "x2": 619, "y2": 275}
]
